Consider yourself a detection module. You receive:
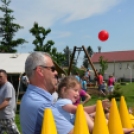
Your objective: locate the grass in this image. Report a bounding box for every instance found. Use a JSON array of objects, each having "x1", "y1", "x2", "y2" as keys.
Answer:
[
  {"x1": 15, "y1": 114, "x2": 21, "y2": 132},
  {"x1": 15, "y1": 82, "x2": 134, "y2": 133}
]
